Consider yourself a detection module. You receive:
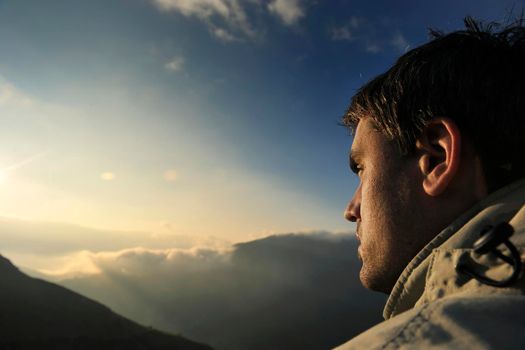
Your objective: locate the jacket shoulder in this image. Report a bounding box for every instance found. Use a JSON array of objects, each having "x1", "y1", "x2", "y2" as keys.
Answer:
[{"x1": 335, "y1": 294, "x2": 525, "y2": 350}]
